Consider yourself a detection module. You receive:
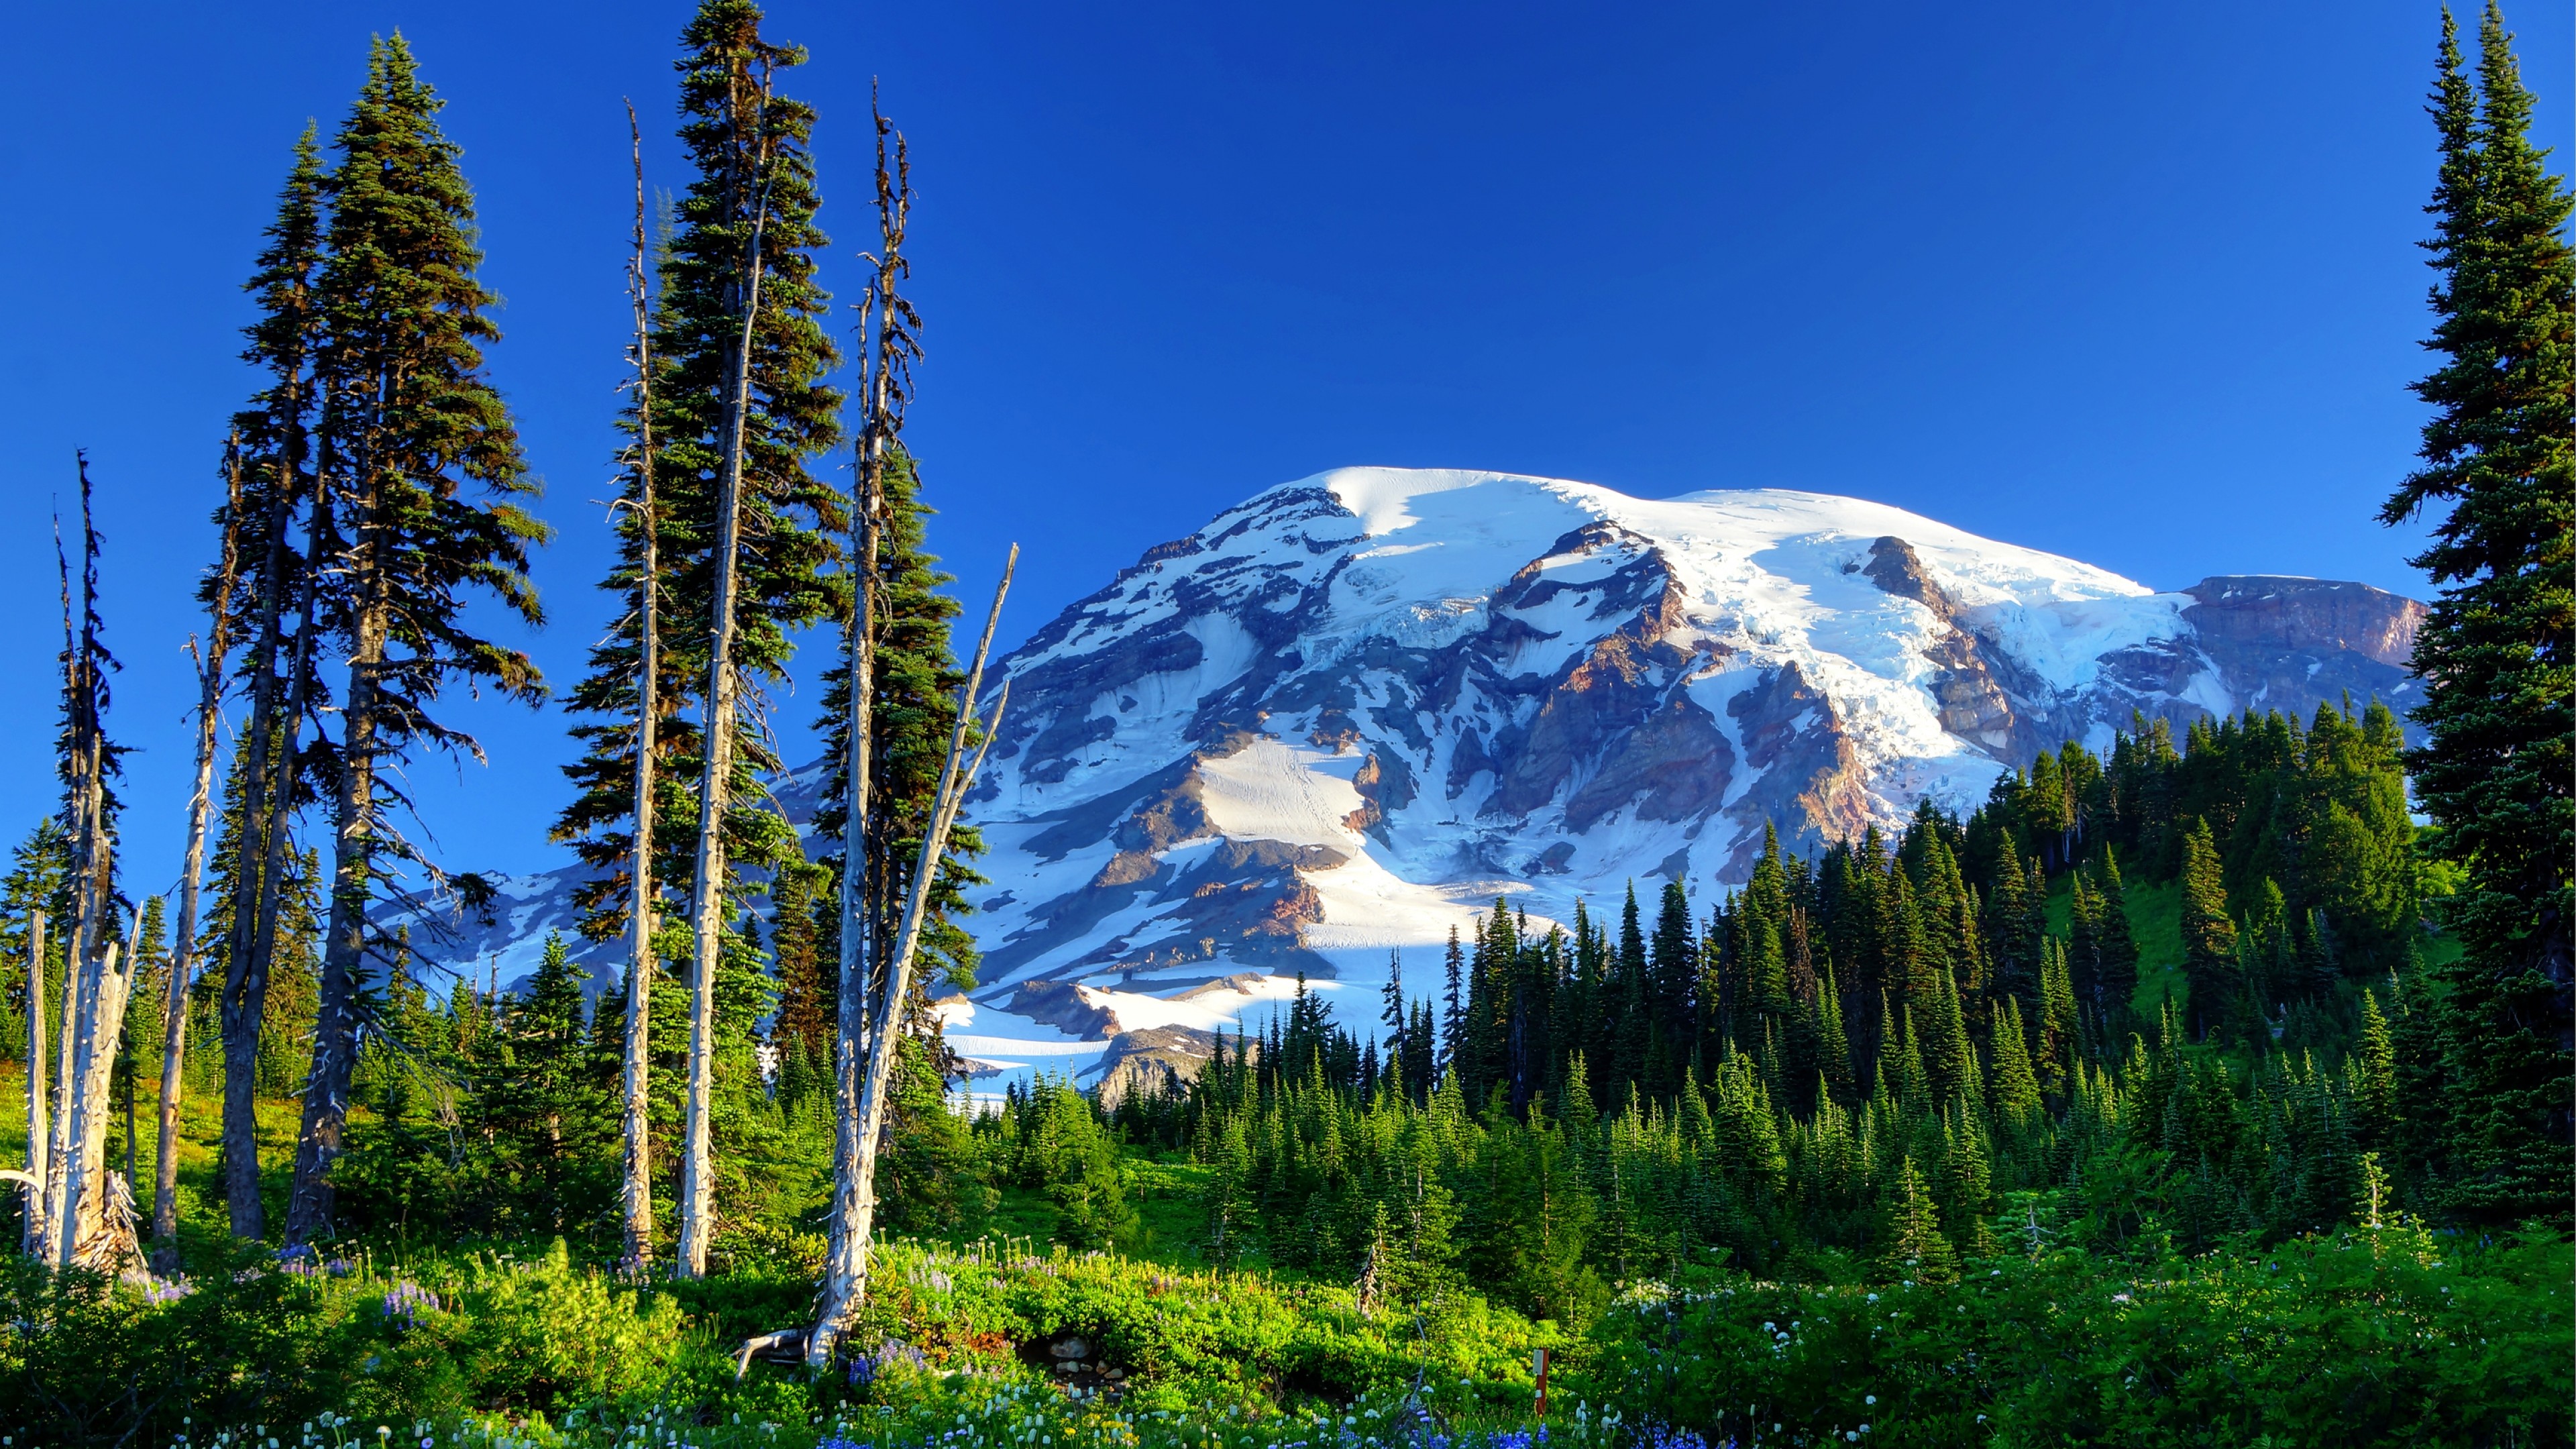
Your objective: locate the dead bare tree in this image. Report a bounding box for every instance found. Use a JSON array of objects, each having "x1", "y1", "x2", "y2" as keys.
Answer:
[
  {"x1": 46, "y1": 460, "x2": 136, "y2": 1269},
  {"x1": 617, "y1": 98, "x2": 664, "y2": 1272},
  {"x1": 154, "y1": 439, "x2": 248, "y2": 1268},
  {"x1": 788, "y1": 553, "x2": 1012, "y2": 1370},
  {"x1": 17, "y1": 911, "x2": 44, "y2": 1256},
  {"x1": 799, "y1": 95, "x2": 915, "y2": 1368}
]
